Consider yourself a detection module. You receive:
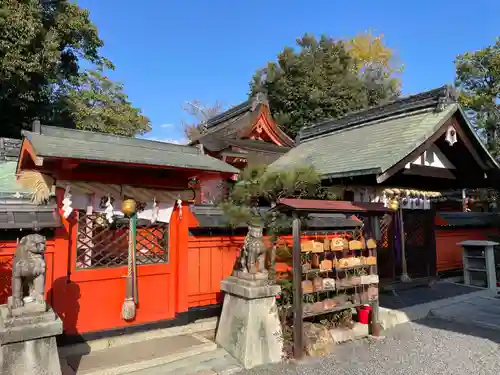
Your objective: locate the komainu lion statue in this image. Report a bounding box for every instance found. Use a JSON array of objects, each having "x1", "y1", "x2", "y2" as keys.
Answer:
[
  {"x1": 234, "y1": 224, "x2": 267, "y2": 275},
  {"x1": 10, "y1": 233, "x2": 47, "y2": 310}
]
